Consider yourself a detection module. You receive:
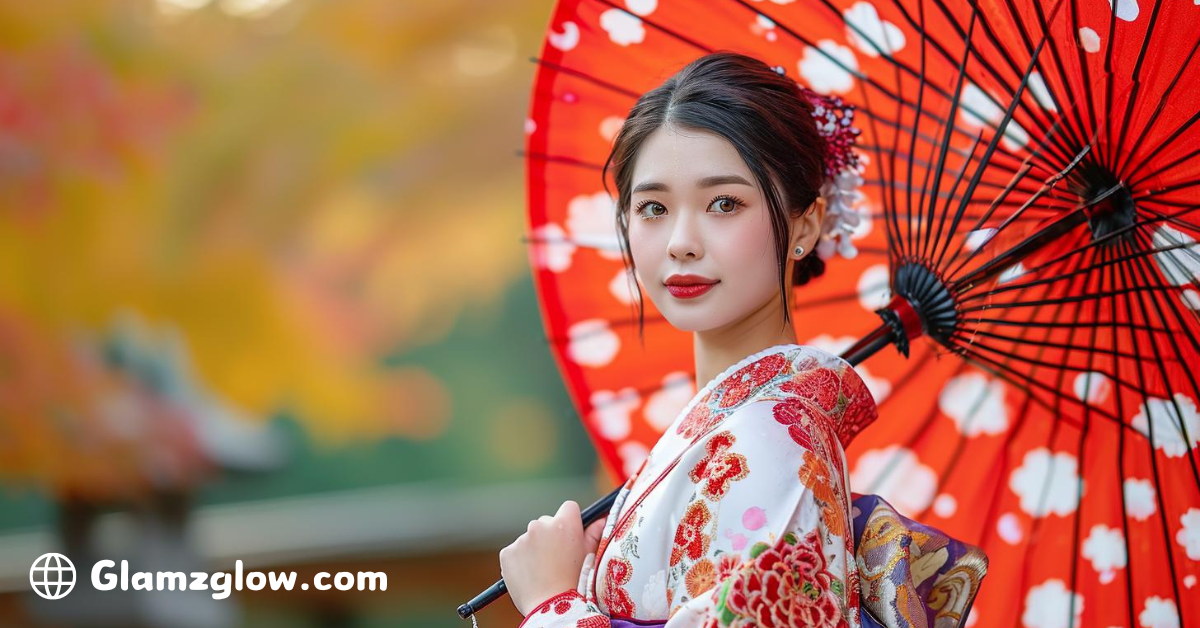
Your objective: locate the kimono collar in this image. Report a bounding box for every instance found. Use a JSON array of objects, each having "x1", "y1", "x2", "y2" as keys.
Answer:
[{"x1": 684, "y1": 343, "x2": 879, "y2": 448}]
